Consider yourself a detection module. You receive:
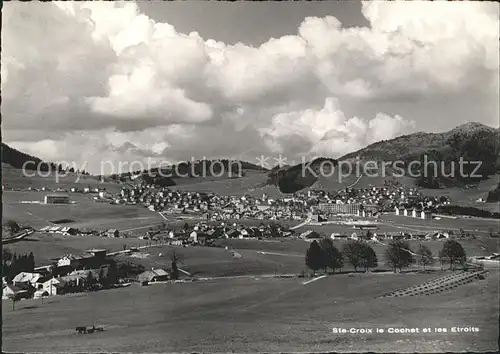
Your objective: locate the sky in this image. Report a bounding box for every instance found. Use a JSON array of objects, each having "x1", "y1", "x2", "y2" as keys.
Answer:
[{"x1": 2, "y1": 1, "x2": 499, "y2": 174}]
